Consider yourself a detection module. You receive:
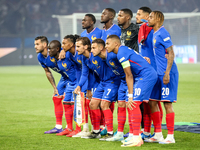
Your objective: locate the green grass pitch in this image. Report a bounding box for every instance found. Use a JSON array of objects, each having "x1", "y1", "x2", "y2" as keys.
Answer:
[{"x1": 0, "y1": 64, "x2": 200, "y2": 150}]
